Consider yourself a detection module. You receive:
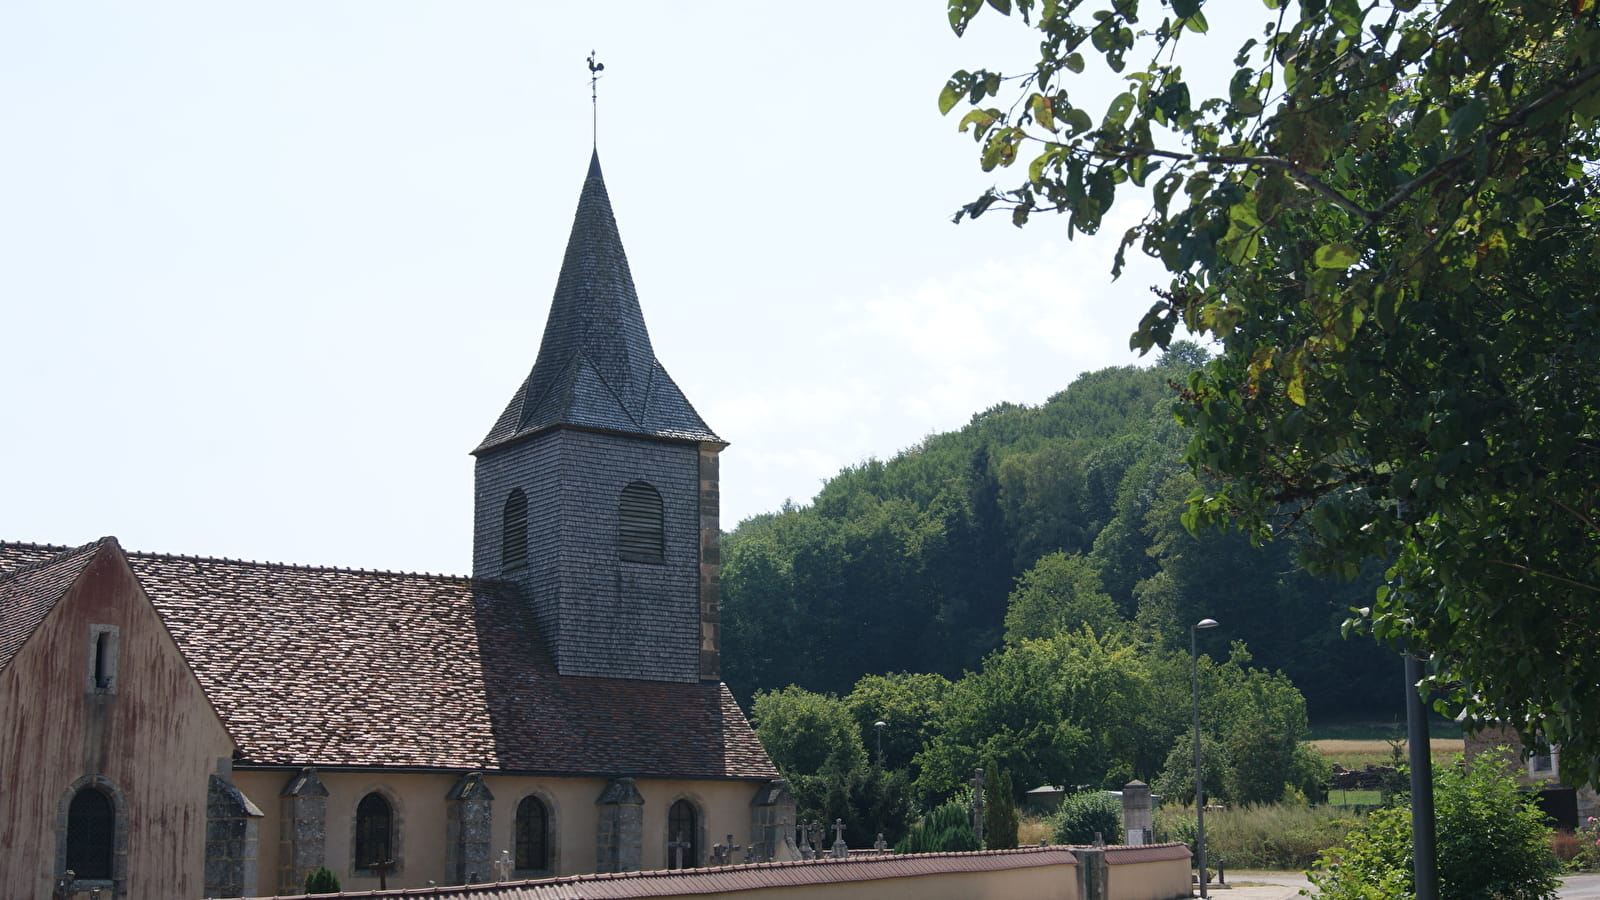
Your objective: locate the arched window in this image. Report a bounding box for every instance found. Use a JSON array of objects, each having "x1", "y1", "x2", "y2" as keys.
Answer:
[
  {"x1": 502, "y1": 489, "x2": 529, "y2": 570},
  {"x1": 666, "y1": 799, "x2": 698, "y2": 869},
  {"x1": 514, "y1": 795, "x2": 550, "y2": 871},
  {"x1": 619, "y1": 481, "x2": 664, "y2": 563},
  {"x1": 66, "y1": 786, "x2": 115, "y2": 879},
  {"x1": 354, "y1": 792, "x2": 394, "y2": 871}
]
